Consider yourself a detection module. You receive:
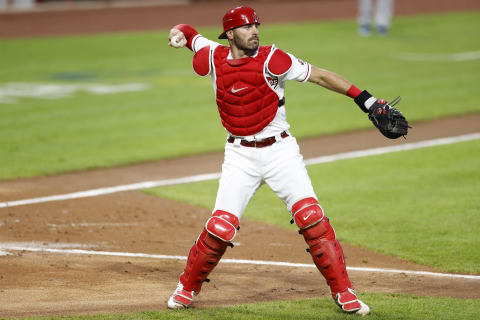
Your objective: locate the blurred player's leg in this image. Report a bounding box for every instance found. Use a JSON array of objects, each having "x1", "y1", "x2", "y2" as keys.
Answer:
[
  {"x1": 375, "y1": 0, "x2": 394, "y2": 35},
  {"x1": 358, "y1": 0, "x2": 373, "y2": 36}
]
